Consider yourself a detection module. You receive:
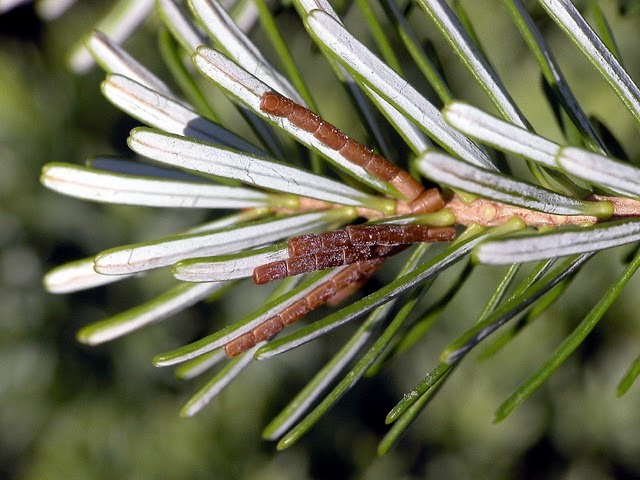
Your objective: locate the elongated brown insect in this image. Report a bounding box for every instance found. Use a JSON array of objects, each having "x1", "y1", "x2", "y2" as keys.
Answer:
[
  {"x1": 288, "y1": 224, "x2": 456, "y2": 257},
  {"x1": 225, "y1": 259, "x2": 383, "y2": 357},
  {"x1": 253, "y1": 225, "x2": 455, "y2": 285},
  {"x1": 260, "y1": 91, "x2": 425, "y2": 201},
  {"x1": 252, "y1": 244, "x2": 375, "y2": 285}
]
